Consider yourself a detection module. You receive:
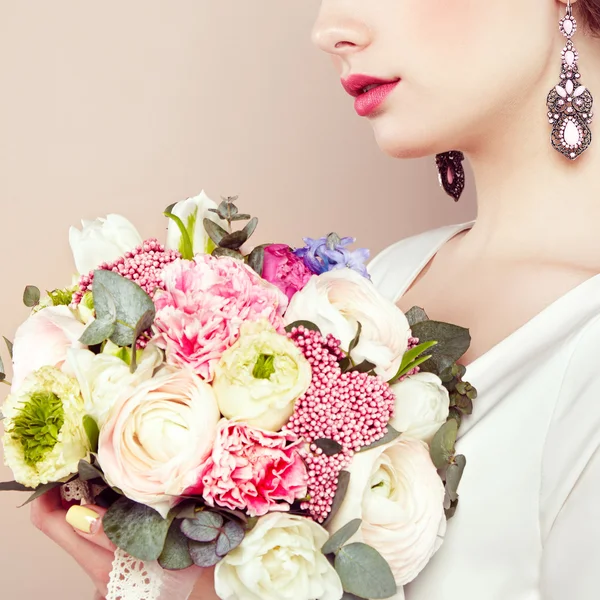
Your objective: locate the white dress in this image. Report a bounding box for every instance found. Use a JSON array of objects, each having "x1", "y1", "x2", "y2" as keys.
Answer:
[{"x1": 369, "y1": 220, "x2": 600, "y2": 600}]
